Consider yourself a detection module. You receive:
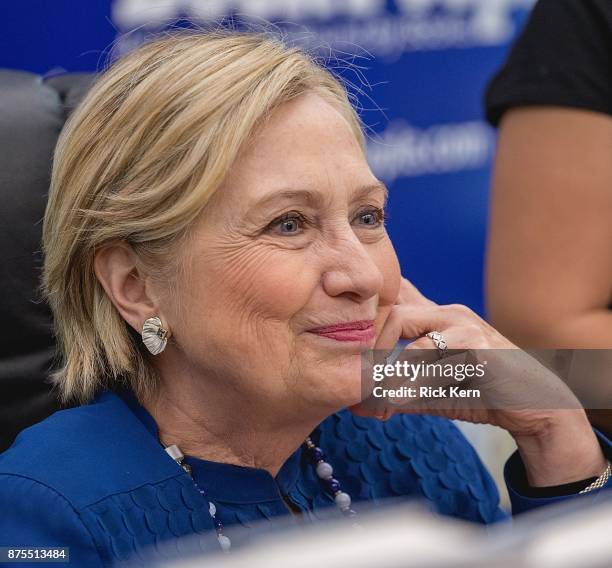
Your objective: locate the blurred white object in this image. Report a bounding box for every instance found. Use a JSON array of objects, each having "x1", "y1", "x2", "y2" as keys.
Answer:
[
  {"x1": 152, "y1": 495, "x2": 612, "y2": 568},
  {"x1": 520, "y1": 498, "x2": 612, "y2": 568},
  {"x1": 161, "y1": 502, "x2": 493, "y2": 568}
]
